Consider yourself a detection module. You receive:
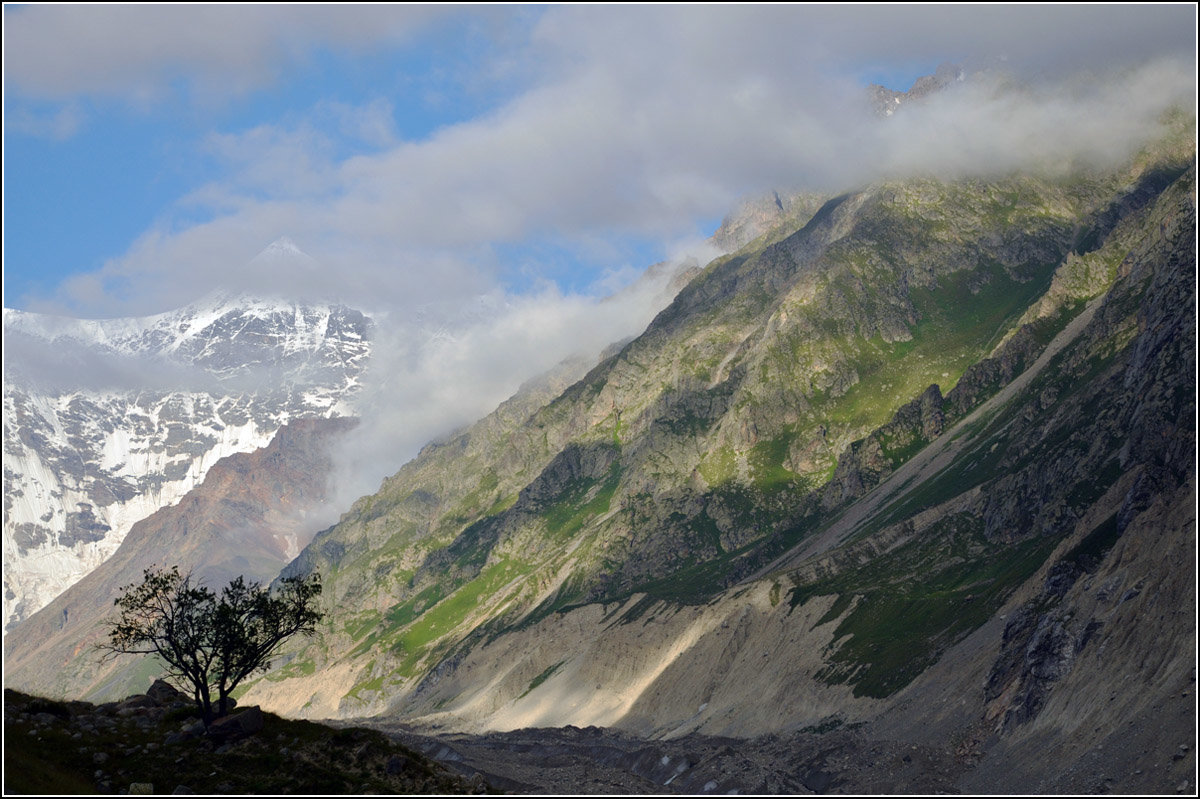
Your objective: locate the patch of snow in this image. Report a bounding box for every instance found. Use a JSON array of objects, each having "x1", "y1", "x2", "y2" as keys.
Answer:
[{"x1": 3, "y1": 295, "x2": 372, "y2": 630}]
